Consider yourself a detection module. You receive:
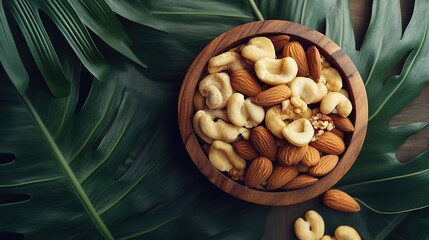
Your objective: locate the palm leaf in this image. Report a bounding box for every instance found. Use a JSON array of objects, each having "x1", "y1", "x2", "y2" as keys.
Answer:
[{"x1": 1, "y1": 0, "x2": 429, "y2": 239}]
